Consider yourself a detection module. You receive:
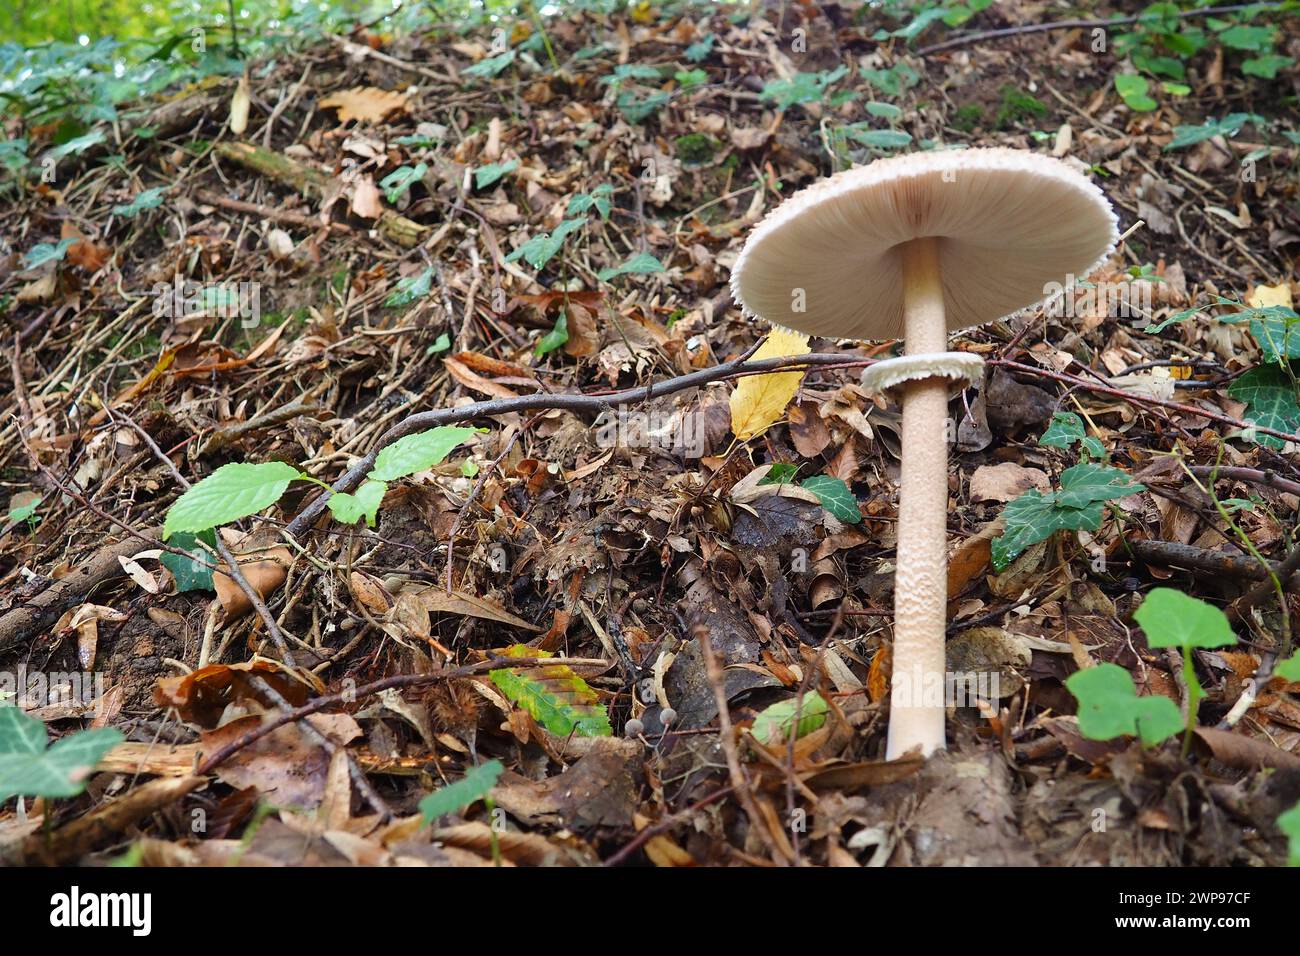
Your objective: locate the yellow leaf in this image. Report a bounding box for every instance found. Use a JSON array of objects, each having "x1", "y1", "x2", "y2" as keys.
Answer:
[
  {"x1": 729, "y1": 327, "x2": 811, "y2": 441},
  {"x1": 1247, "y1": 283, "x2": 1293, "y2": 310},
  {"x1": 318, "y1": 86, "x2": 410, "y2": 124}
]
